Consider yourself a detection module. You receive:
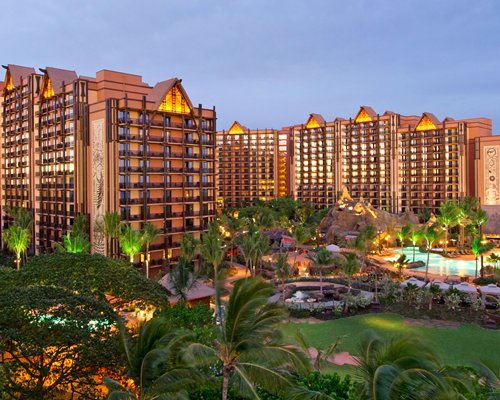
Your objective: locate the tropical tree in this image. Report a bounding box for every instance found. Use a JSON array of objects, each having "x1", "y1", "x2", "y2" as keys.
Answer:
[
  {"x1": 99, "y1": 211, "x2": 122, "y2": 258},
  {"x1": 422, "y1": 226, "x2": 441, "y2": 282},
  {"x1": 340, "y1": 252, "x2": 360, "y2": 292},
  {"x1": 471, "y1": 237, "x2": 495, "y2": 278},
  {"x1": 250, "y1": 231, "x2": 270, "y2": 276},
  {"x1": 3, "y1": 225, "x2": 30, "y2": 270},
  {"x1": 294, "y1": 330, "x2": 342, "y2": 372},
  {"x1": 471, "y1": 208, "x2": 489, "y2": 237},
  {"x1": 457, "y1": 196, "x2": 479, "y2": 249},
  {"x1": 180, "y1": 232, "x2": 199, "y2": 264},
  {"x1": 353, "y1": 331, "x2": 469, "y2": 400},
  {"x1": 62, "y1": 231, "x2": 90, "y2": 253},
  {"x1": 168, "y1": 257, "x2": 202, "y2": 302},
  {"x1": 274, "y1": 252, "x2": 294, "y2": 302},
  {"x1": 407, "y1": 227, "x2": 423, "y2": 262},
  {"x1": 141, "y1": 222, "x2": 162, "y2": 278},
  {"x1": 291, "y1": 223, "x2": 311, "y2": 269},
  {"x1": 486, "y1": 253, "x2": 500, "y2": 269},
  {"x1": 200, "y1": 224, "x2": 225, "y2": 321},
  {"x1": 428, "y1": 283, "x2": 443, "y2": 311},
  {"x1": 4, "y1": 206, "x2": 33, "y2": 264},
  {"x1": 474, "y1": 360, "x2": 500, "y2": 399},
  {"x1": 307, "y1": 247, "x2": 336, "y2": 294},
  {"x1": 220, "y1": 214, "x2": 242, "y2": 266},
  {"x1": 105, "y1": 318, "x2": 203, "y2": 399},
  {"x1": 351, "y1": 224, "x2": 377, "y2": 272},
  {"x1": 183, "y1": 278, "x2": 310, "y2": 400},
  {"x1": 395, "y1": 224, "x2": 412, "y2": 249},
  {"x1": 119, "y1": 225, "x2": 144, "y2": 264},
  {"x1": 437, "y1": 201, "x2": 460, "y2": 255},
  {"x1": 391, "y1": 254, "x2": 410, "y2": 280},
  {"x1": 418, "y1": 205, "x2": 432, "y2": 224},
  {"x1": 0, "y1": 285, "x2": 121, "y2": 399},
  {"x1": 238, "y1": 231, "x2": 258, "y2": 277},
  {"x1": 59, "y1": 214, "x2": 90, "y2": 254}
]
